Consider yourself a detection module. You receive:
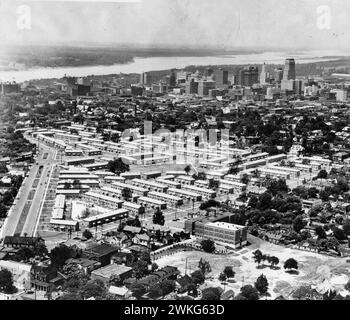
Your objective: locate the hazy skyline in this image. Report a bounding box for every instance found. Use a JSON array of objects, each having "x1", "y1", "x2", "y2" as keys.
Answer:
[{"x1": 1, "y1": 0, "x2": 350, "y2": 51}]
